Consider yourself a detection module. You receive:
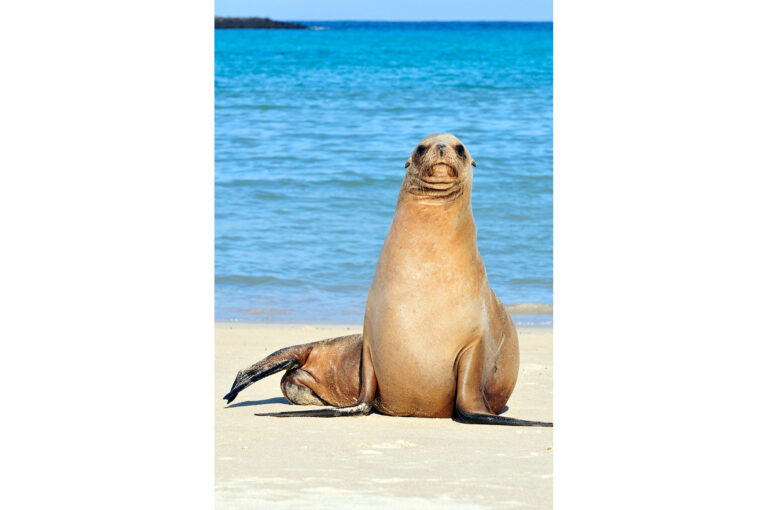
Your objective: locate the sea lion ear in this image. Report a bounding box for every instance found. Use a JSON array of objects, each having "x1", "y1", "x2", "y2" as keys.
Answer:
[
  {"x1": 405, "y1": 159, "x2": 411, "y2": 169},
  {"x1": 471, "y1": 159, "x2": 477, "y2": 167}
]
